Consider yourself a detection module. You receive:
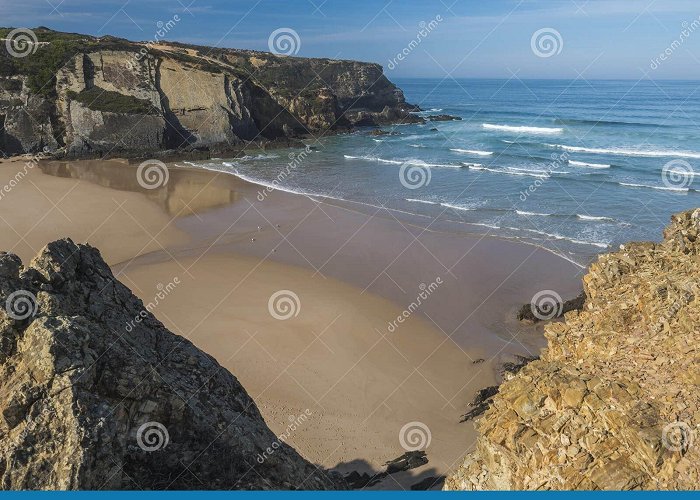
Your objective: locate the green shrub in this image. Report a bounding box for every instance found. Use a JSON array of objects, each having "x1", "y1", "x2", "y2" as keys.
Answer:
[{"x1": 67, "y1": 87, "x2": 158, "y2": 115}]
